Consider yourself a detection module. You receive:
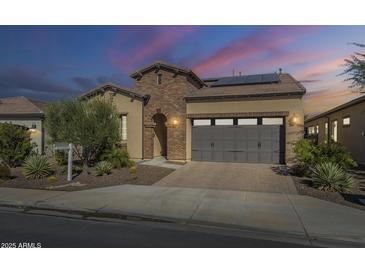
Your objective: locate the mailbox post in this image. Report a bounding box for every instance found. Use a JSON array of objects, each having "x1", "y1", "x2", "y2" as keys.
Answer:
[{"x1": 54, "y1": 143, "x2": 73, "y2": 182}]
